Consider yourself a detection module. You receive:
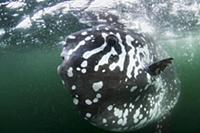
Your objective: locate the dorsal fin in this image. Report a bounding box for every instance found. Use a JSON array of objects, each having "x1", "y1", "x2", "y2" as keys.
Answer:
[{"x1": 147, "y1": 58, "x2": 174, "y2": 76}]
